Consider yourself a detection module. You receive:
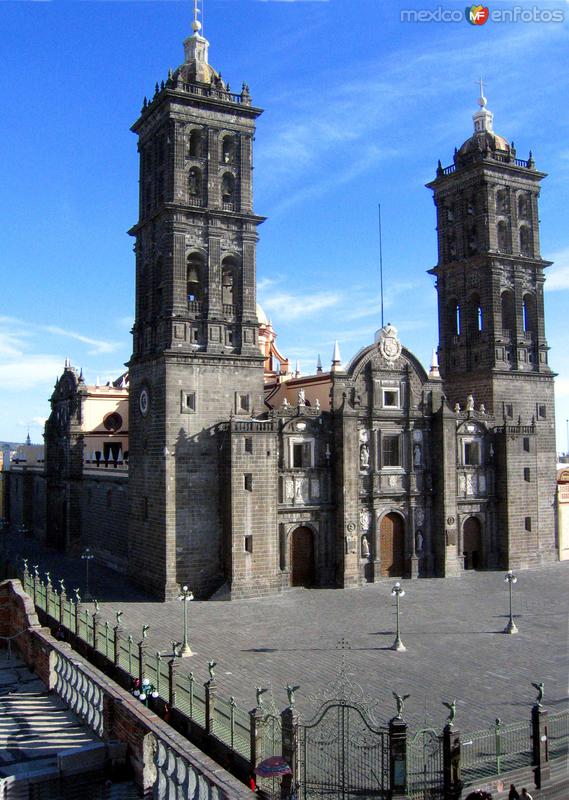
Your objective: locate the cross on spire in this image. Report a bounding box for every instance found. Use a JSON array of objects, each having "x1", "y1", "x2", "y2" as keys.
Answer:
[
  {"x1": 477, "y1": 76, "x2": 487, "y2": 107},
  {"x1": 192, "y1": 0, "x2": 202, "y2": 33}
]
